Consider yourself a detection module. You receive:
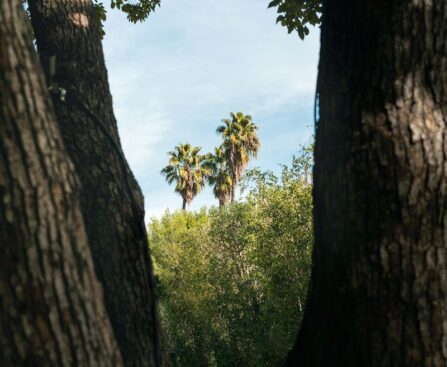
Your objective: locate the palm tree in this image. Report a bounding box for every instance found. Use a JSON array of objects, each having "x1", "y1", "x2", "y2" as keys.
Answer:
[
  {"x1": 216, "y1": 112, "x2": 260, "y2": 202},
  {"x1": 206, "y1": 146, "x2": 233, "y2": 207},
  {"x1": 161, "y1": 144, "x2": 211, "y2": 210}
]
